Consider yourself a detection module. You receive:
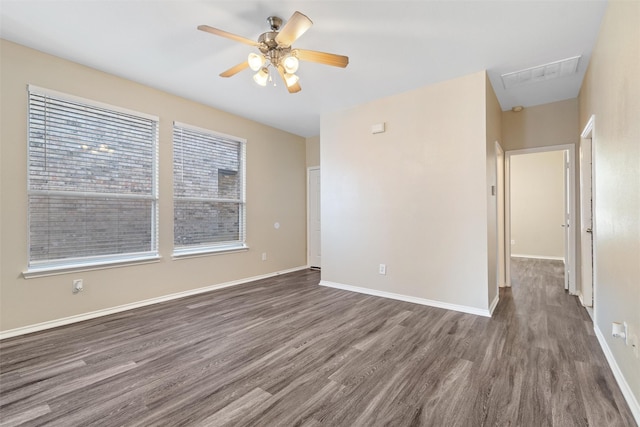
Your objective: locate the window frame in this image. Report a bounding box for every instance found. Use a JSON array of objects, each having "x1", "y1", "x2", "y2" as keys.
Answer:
[
  {"x1": 24, "y1": 85, "x2": 160, "y2": 278},
  {"x1": 172, "y1": 121, "x2": 247, "y2": 257}
]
